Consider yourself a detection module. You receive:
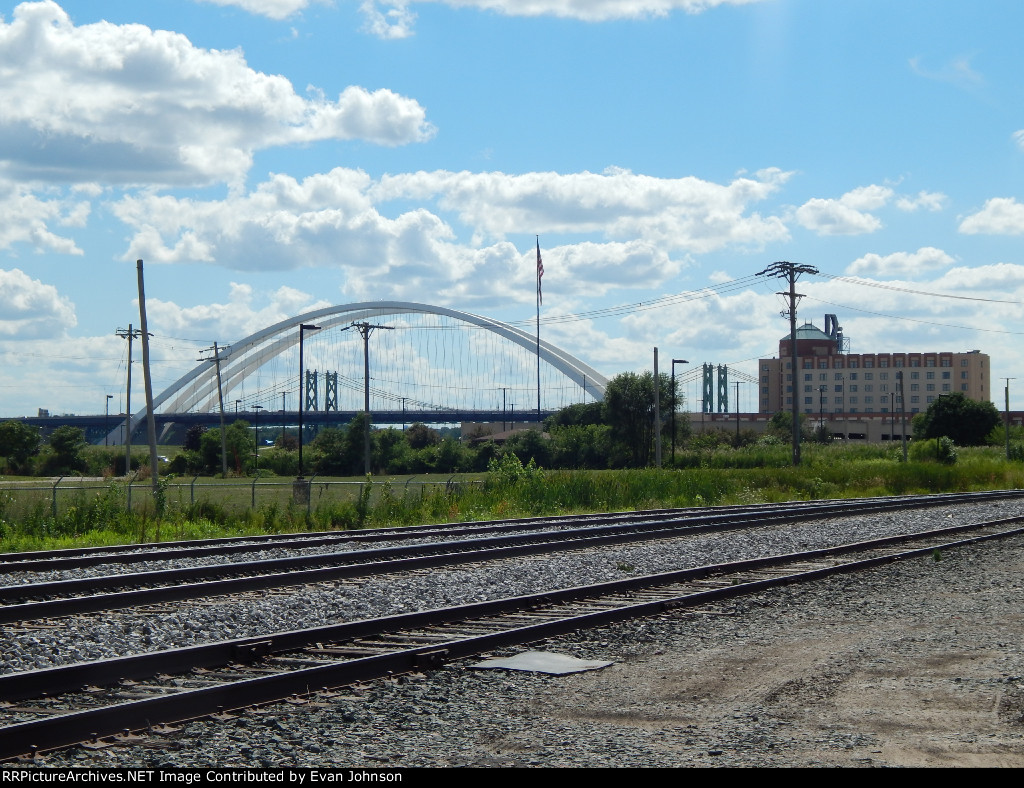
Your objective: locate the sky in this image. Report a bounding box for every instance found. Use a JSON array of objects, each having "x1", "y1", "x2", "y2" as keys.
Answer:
[{"x1": 2, "y1": 0, "x2": 1024, "y2": 418}]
